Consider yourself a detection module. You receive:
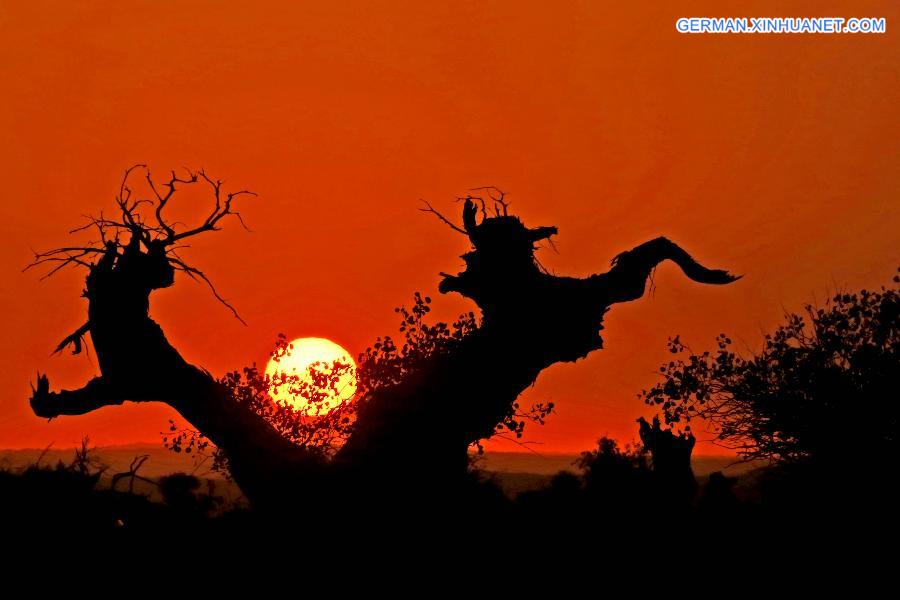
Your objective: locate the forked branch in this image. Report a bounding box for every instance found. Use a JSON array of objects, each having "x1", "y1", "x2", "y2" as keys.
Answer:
[
  {"x1": 419, "y1": 200, "x2": 468, "y2": 235},
  {"x1": 168, "y1": 254, "x2": 246, "y2": 325},
  {"x1": 24, "y1": 165, "x2": 257, "y2": 322},
  {"x1": 421, "y1": 186, "x2": 511, "y2": 236}
]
